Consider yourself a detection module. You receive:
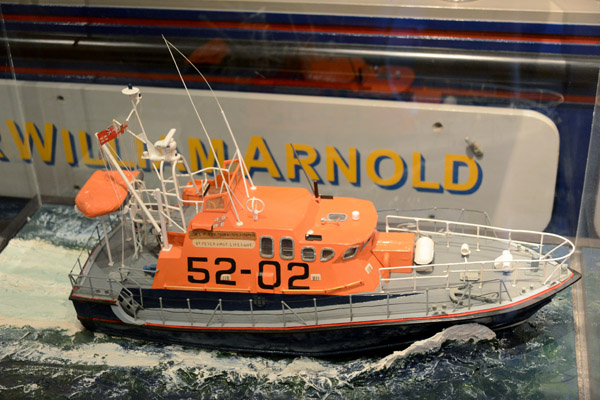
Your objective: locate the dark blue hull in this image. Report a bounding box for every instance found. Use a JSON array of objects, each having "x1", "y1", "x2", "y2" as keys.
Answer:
[{"x1": 70, "y1": 270, "x2": 580, "y2": 357}]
